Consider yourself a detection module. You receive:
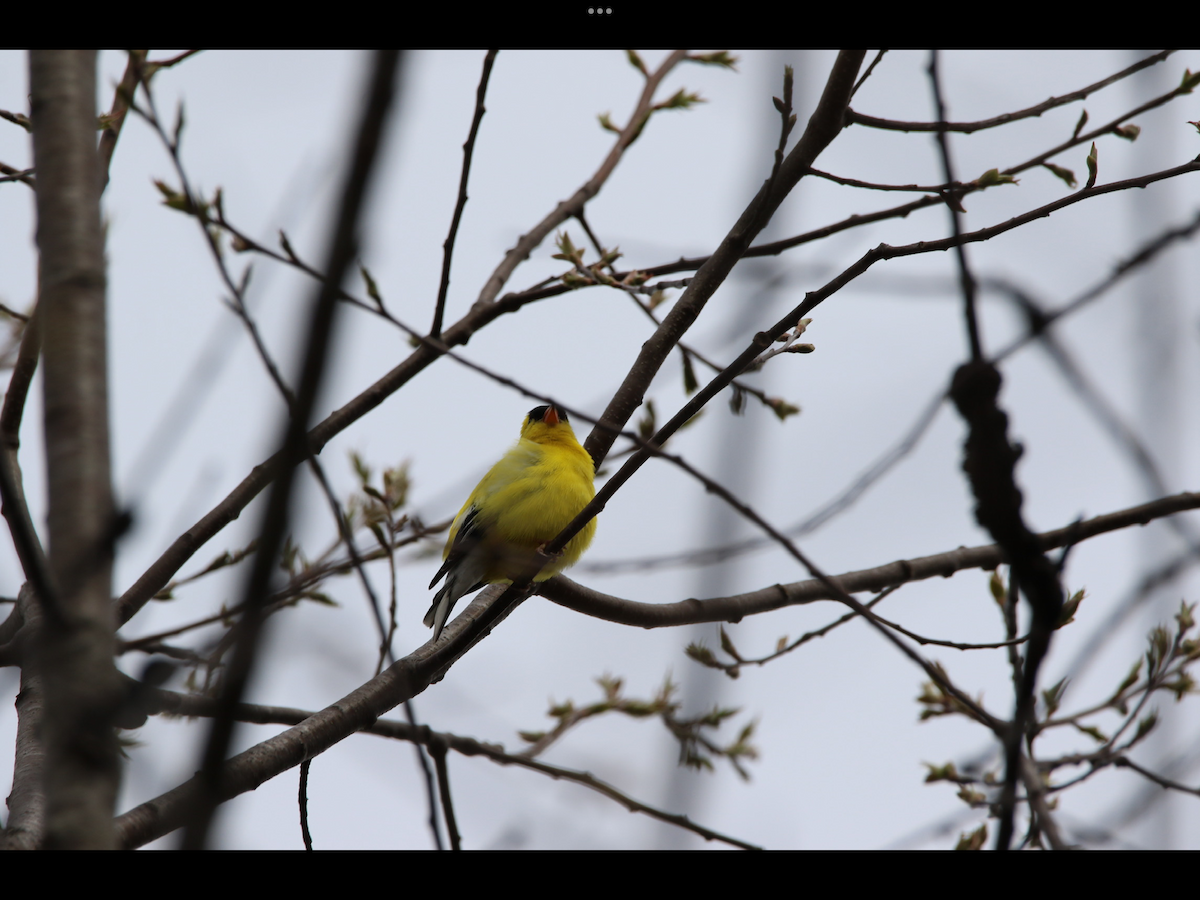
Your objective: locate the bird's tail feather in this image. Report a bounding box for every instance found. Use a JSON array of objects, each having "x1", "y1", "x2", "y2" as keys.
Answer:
[{"x1": 424, "y1": 578, "x2": 486, "y2": 641}]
